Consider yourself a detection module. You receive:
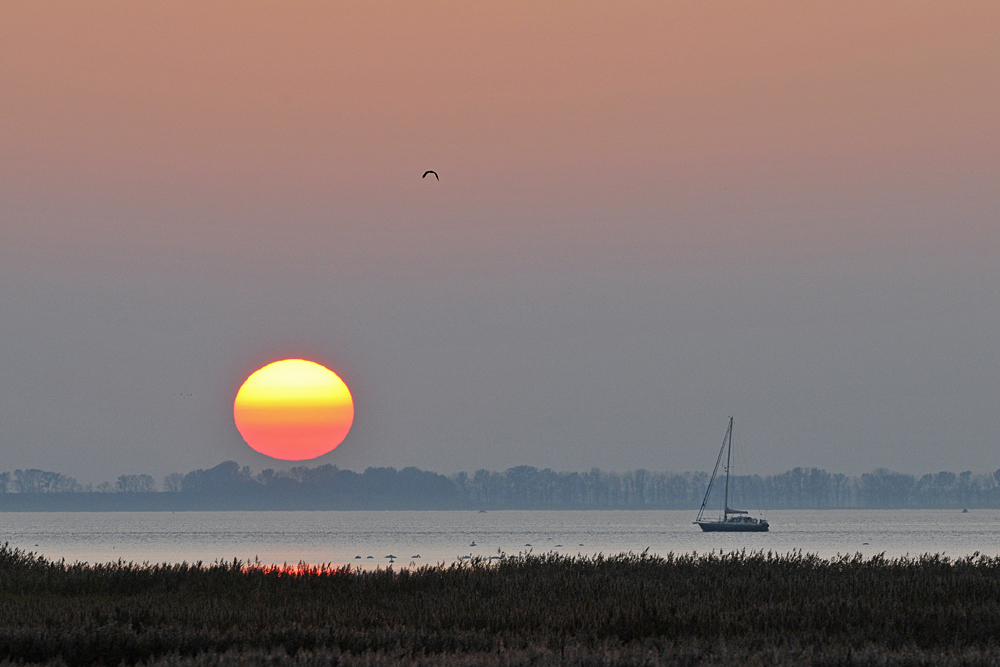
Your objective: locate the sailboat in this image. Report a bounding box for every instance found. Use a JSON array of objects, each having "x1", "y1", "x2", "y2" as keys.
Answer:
[{"x1": 694, "y1": 417, "x2": 769, "y2": 532}]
